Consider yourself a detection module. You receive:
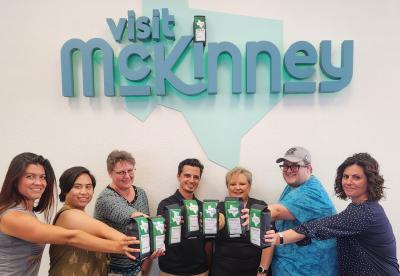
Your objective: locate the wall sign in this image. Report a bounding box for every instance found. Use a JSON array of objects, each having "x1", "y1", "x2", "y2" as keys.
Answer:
[{"x1": 60, "y1": 0, "x2": 353, "y2": 168}]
